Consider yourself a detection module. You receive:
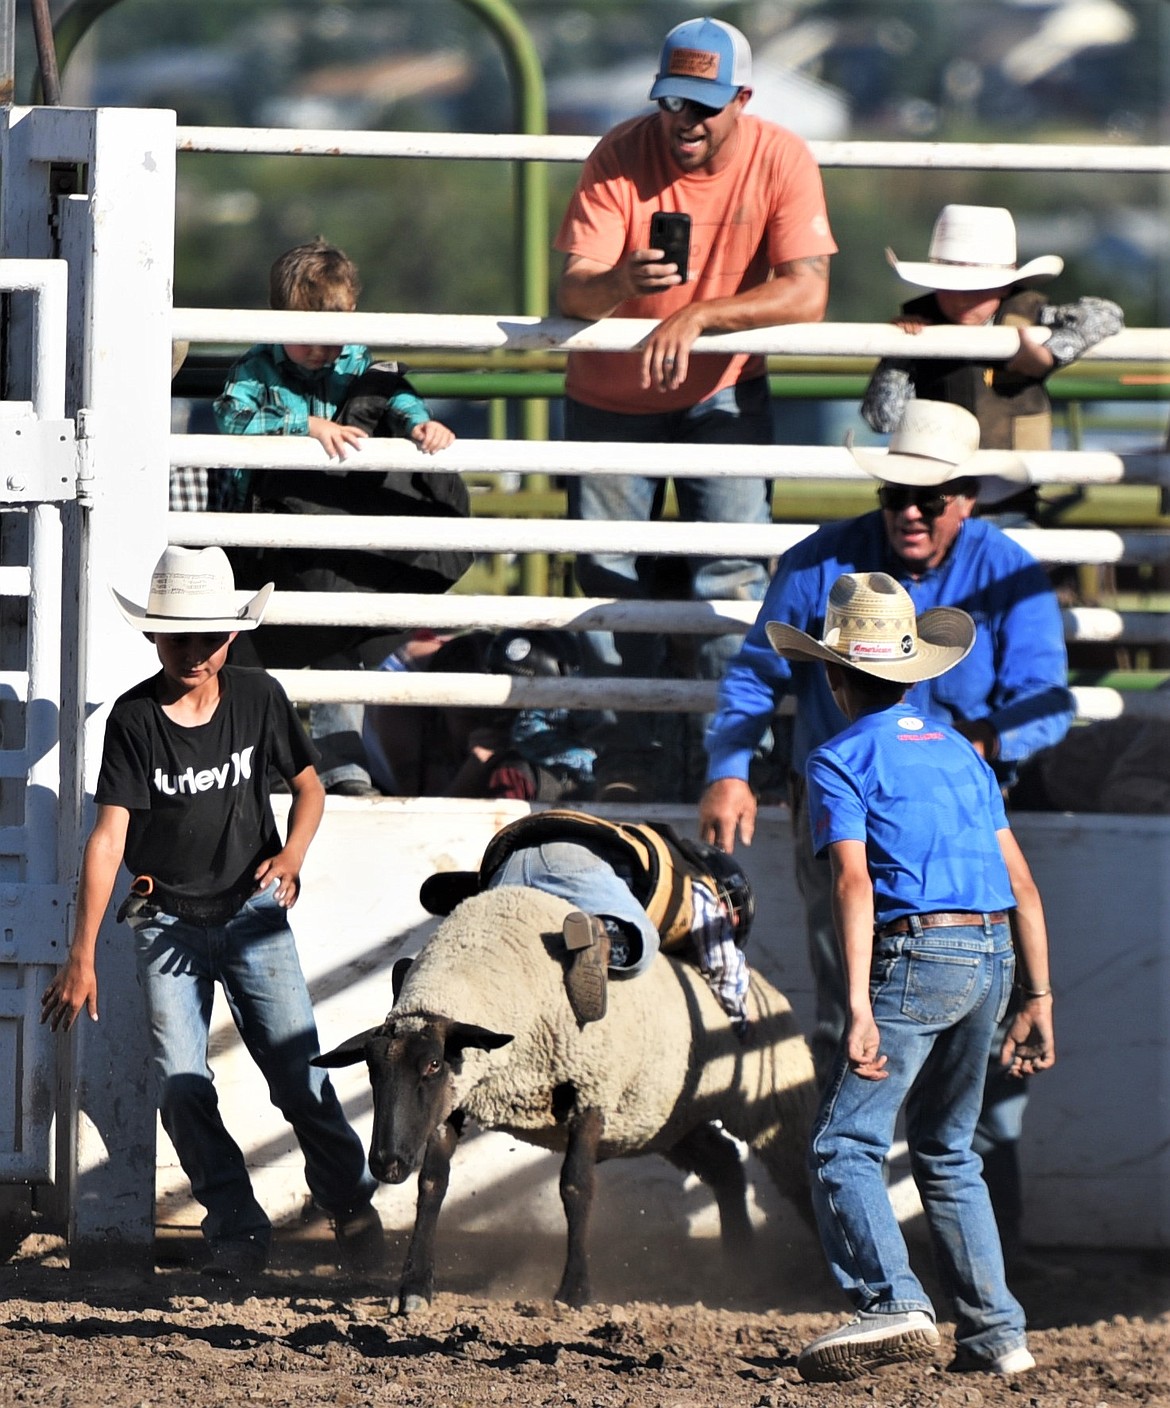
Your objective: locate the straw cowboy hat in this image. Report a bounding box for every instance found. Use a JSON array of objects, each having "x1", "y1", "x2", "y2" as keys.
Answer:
[
  {"x1": 112, "y1": 545, "x2": 273, "y2": 633},
  {"x1": 886, "y1": 204, "x2": 1064, "y2": 292},
  {"x1": 847, "y1": 400, "x2": 1029, "y2": 502},
  {"x1": 765, "y1": 571, "x2": 975, "y2": 684}
]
